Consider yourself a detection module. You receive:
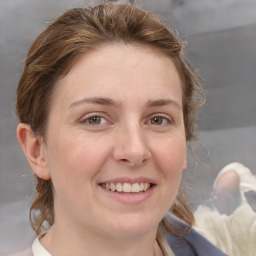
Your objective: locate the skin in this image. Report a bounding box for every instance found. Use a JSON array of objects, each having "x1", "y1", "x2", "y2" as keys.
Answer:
[
  {"x1": 17, "y1": 44, "x2": 187, "y2": 256},
  {"x1": 214, "y1": 170, "x2": 240, "y2": 196},
  {"x1": 213, "y1": 170, "x2": 241, "y2": 215}
]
